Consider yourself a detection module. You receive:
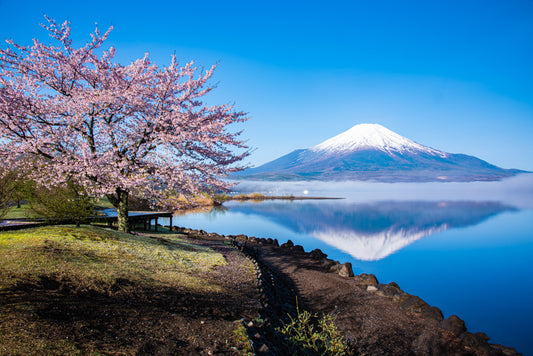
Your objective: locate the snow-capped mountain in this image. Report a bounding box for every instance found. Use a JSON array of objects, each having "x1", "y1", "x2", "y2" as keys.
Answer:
[
  {"x1": 235, "y1": 123, "x2": 525, "y2": 182},
  {"x1": 311, "y1": 123, "x2": 445, "y2": 157}
]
